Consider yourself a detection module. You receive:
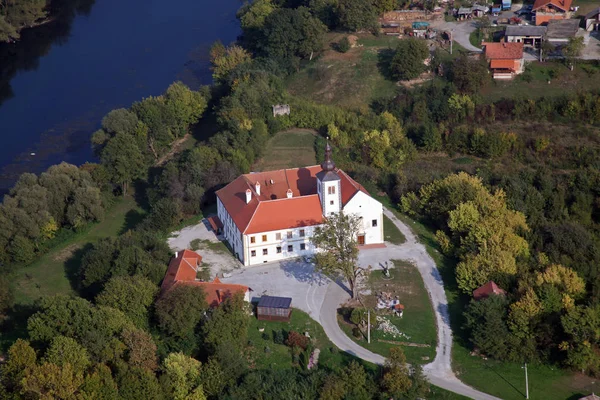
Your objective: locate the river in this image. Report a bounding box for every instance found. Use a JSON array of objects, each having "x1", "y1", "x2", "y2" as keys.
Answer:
[{"x1": 0, "y1": 0, "x2": 242, "y2": 194}]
